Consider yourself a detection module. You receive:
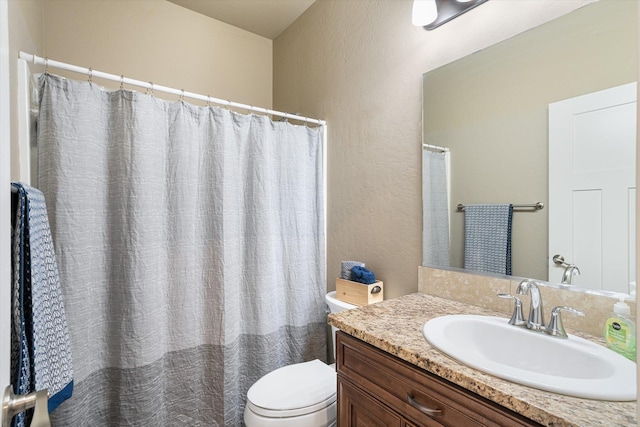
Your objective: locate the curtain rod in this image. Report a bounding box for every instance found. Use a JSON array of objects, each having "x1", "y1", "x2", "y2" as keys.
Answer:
[{"x1": 19, "y1": 51, "x2": 326, "y2": 126}]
